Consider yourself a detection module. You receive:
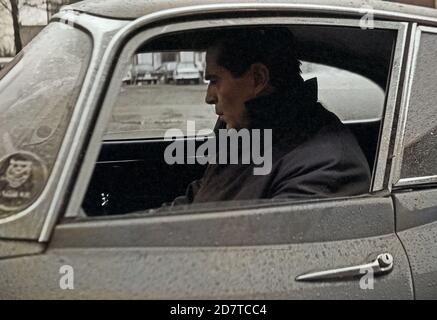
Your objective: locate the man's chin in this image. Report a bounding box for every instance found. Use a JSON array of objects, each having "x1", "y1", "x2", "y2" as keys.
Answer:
[
  {"x1": 218, "y1": 116, "x2": 230, "y2": 129},
  {"x1": 219, "y1": 117, "x2": 239, "y2": 130}
]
